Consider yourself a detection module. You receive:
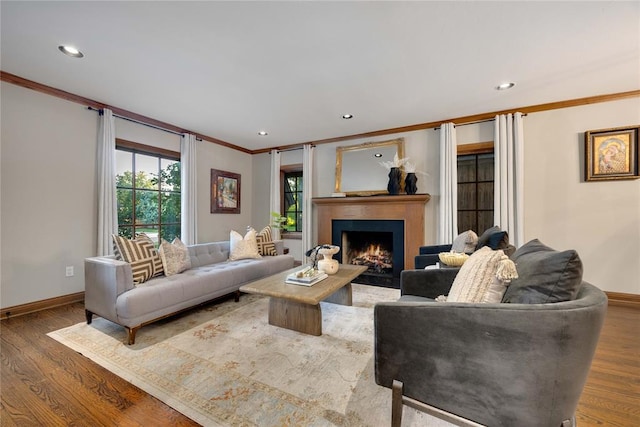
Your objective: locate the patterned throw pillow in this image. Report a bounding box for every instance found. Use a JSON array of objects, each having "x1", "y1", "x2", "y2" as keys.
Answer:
[
  {"x1": 229, "y1": 228, "x2": 262, "y2": 261},
  {"x1": 450, "y1": 230, "x2": 479, "y2": 253},
  {"x1": 158, "y1": 237, "x2": 192, "y2": 276},
  {"x1": 112, "y1": 233, "x2": 164, "y2": 284},
  {"x1": 442, "y1": 246, "x2": 518, "y2": 303},
  {"x1": 253, "y1": 225, "x2": 277, "y2": 256}
]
